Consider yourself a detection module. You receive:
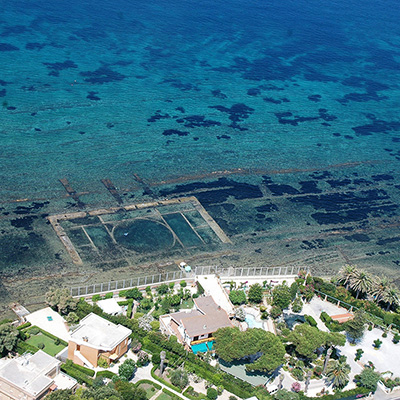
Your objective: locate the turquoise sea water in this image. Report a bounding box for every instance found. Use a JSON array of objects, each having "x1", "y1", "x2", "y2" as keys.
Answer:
[{"x1": 1, "y1": 0, "x2": 400, "y2": 313}]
